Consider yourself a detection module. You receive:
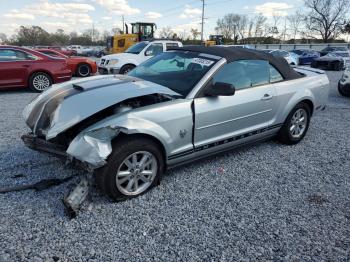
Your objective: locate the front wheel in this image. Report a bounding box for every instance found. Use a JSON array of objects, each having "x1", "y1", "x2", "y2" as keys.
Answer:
[
  {"x1": 277, "y1": 102, "x2": 311, "y2": 145},
  {"x1": 95, "y1": 137, "x2": 164, "y2": 201},
  {"x1": 120, "y1": 64, "x2": 135, "y2": 75}
]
